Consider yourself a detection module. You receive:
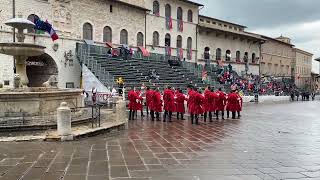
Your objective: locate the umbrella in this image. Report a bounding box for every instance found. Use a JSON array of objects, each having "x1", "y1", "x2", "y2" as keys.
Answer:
[{"x1": 121, "y1": 44, "x2": 130, "y2": 51}]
